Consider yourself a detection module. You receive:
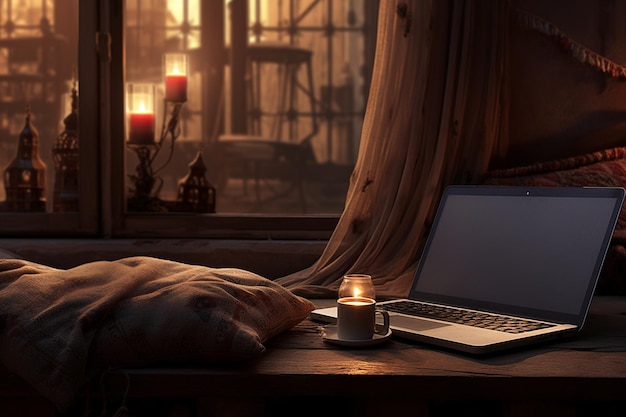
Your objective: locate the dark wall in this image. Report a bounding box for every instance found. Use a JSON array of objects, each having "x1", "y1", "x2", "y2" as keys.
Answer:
[{"x1": 505, "y1": 0, "x2": 626, "y2": 167}]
